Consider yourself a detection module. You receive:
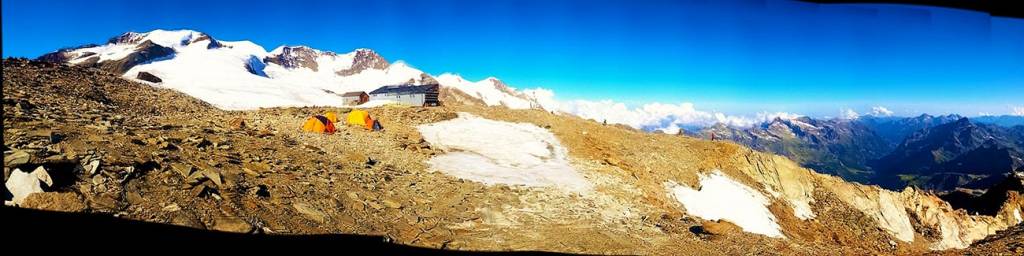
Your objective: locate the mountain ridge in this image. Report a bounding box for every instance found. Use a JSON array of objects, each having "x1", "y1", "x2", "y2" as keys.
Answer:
[
  {"x1": 871, "y1": 117, "x2": 1024, "y2": 190},
  {"x1": 698, "y1": 114, "x2": 1024, "y2": 190},
  {"x1": 35, "y1": 29, "x2": 546, "y2": 111}
]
